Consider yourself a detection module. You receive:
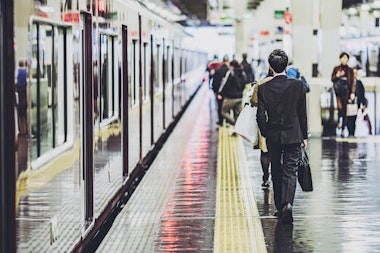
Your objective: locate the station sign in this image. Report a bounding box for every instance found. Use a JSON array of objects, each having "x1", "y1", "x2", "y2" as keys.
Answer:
[
  {"x1": 274, "y1": 10, "x2": 284, "y2": 19},
  {"x1": 62, "y1": 11, "x2": 80, "y2": 23}
]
